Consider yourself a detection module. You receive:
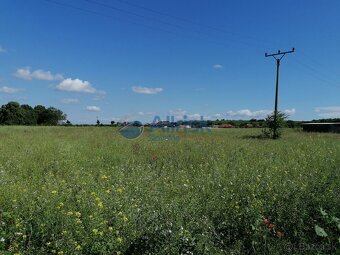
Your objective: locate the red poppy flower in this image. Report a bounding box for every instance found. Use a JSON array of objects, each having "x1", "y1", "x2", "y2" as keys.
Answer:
[
  {"x1": 276, "y1": 231, "x2": 282, "y2": 237},
  {"x1": 269, "y1": 223, "x2": 275, "y2": 229},
  {"x1": 263, "y1": 218, "x2": 269, "y2": 225}
]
